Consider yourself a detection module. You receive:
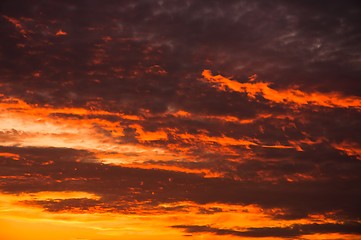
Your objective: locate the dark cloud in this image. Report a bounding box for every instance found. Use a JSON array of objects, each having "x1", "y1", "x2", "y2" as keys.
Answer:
[
  {"x1": 1, "y1": 1, "x2": 361, "y2": 238},
  {"x1": 1, "y1": 146, "x2": 360, "y2": 220},
  {"x1": 1, "y1": 0, "x2": 360, "y2": 114},
  {"x1": 172, "y1": 221, "x2": 361, "y2": 238}
]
